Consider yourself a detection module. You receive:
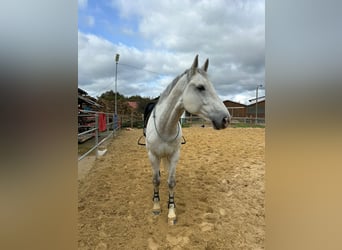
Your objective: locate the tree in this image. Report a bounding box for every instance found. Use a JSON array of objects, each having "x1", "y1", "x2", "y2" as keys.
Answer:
[{"x1": 97, "y1": 91, "x2": 154, "y2": 115}]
